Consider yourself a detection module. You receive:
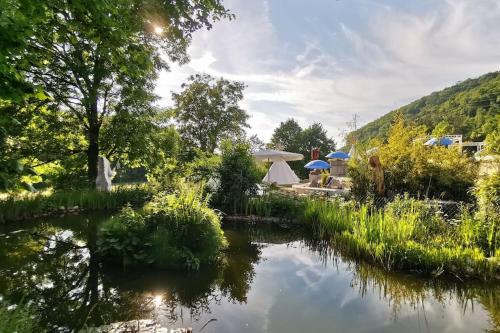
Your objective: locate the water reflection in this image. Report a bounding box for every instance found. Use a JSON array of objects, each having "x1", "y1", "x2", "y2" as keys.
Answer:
[{"x1": 0, "y1": 216, "x2": 498, "y2": 332}]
